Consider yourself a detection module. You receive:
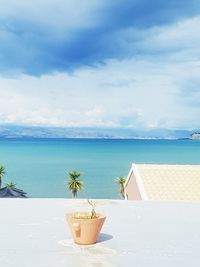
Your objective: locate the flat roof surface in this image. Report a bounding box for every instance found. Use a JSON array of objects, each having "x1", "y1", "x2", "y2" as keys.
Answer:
[{"x1": 0, "y1": 199, "x2": 200, "y2": 267}]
